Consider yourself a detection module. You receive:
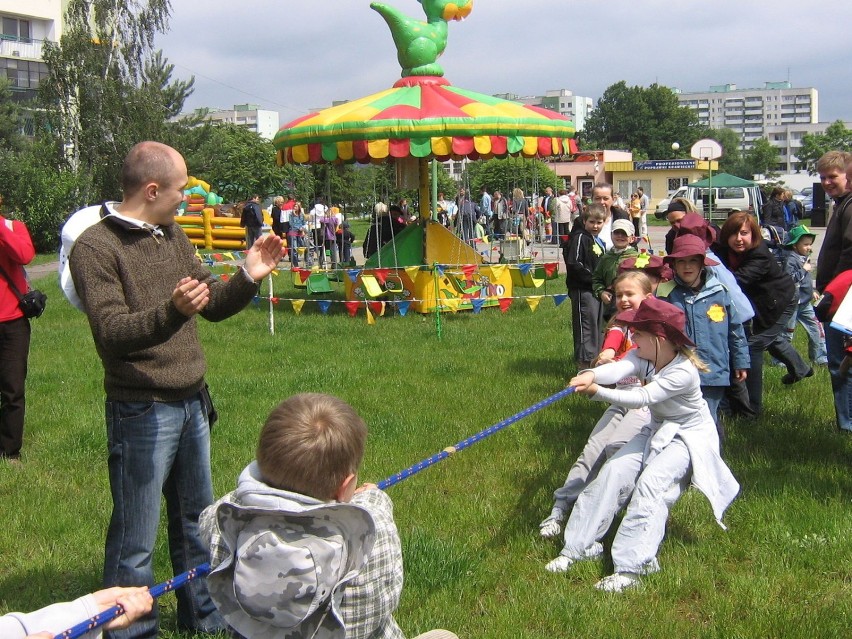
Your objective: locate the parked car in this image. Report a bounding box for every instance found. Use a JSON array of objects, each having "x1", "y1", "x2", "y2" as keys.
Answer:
[{"x1": 655, "y1": 185, "x2": 763, "y2": 222}]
